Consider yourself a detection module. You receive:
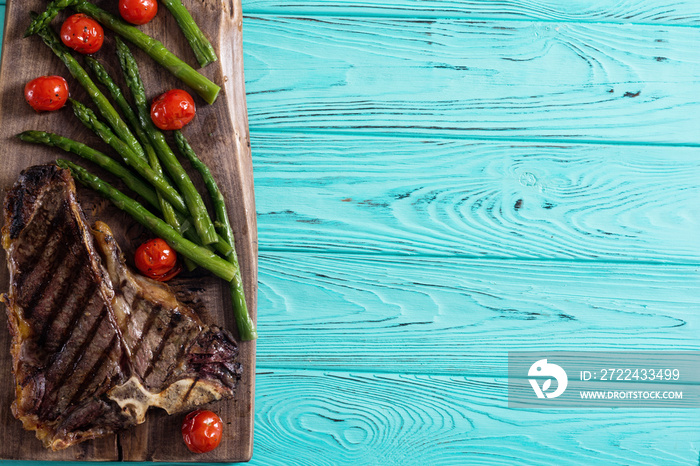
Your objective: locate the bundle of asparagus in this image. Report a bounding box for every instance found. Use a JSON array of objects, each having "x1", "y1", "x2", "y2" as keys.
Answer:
[
  {"x1": 19, "y1": 17, "x2": 257, "y2": 341},
  {"x1": 27, "y1": 0, "x2": 220, "y2": 103}
]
